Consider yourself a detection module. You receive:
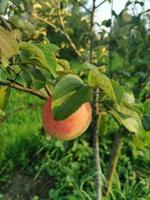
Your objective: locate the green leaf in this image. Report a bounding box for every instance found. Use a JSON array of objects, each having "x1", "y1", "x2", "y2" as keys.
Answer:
[
  {"x1": 98, "y1": 114, "x2": 108, "y2": 135},
  {"x1": 122, "y1": 87, "x2": 135, "y2": 106},
  {"x1": 19, "y1": 42, "x2": 49, "y2": 70},
  {"x1": 132, "y1": 134, "x2": 144, "y2": 149},
  {"x1": 29, "y1": 67, "x2": 47, "y2": 89},
  {"x1": 109, "y1": 109, "x2": 122, "y2": 125},
  {"x1": 57, "y1": 59, "x2": 71, "y2": 70},
  {"x1": 111, "y1": 80, "x2": 125, "y2": 104},
  {"x1": 19, "y1": 42, "x2": 58, "y2": 77},
  {"x1": 110, "y1": 107, "x2": 144, "y2": 149},
  {"x1": 88, "y1": 69, "x2": 116, "y2": 101},
  {"x1": 0, "y1": 133, "x2": 6, "y2": 160},
  {"x1": 0, "y1": 86, "x2": 10, "y2": 110},
  {"x1": 53, "y1": 74, "x2": 84, "y2": 100},
  {"x1": 110, "y1": 106, "x2": 143, "y2": 135},
  {"x1": 36, "y1": 43, "x2": 59, "y2": 77},
  {"x1": 142, "y1": 131, "x2": 150, "y2": 146},
  {"x1": 102, "y1": 19, "x2": 111, "y2": 27},
  {"x1": 88, "y1": 69, "x2": 97, "y2": 87},
  {"x1": 135, "y1": 1, "x2": 144, "y2": 7},
  {"x1": 143, "y1": 115, "x2": 150, "y2": 130},
  {"x1": 53, "y1": 85, "x2": 92, "y2": 120},
  {"x1": 0, "y1": 0, "x2": 9, "y2": 14},
  {"x1": 0, "y1": 57, "x2": 9, "y2": 68},
  {"x1": 0, "y1": 26, "x2": 19, "y2": 59},
  {"x1": 125, "y1": 1, "x2": 132, "y2": 8},
  {"x1": 70, "y1": 60, "x2": 95, "y2": 73},
  {"x1": 9, "y1": 16, "x2": 34, "y2": 36},
  {"x1": 22, "y1": 66, "x2": 47, "y2": 89},
  {"x1": 22, "y1": 68, "x2": 33, "y2": 87}
]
